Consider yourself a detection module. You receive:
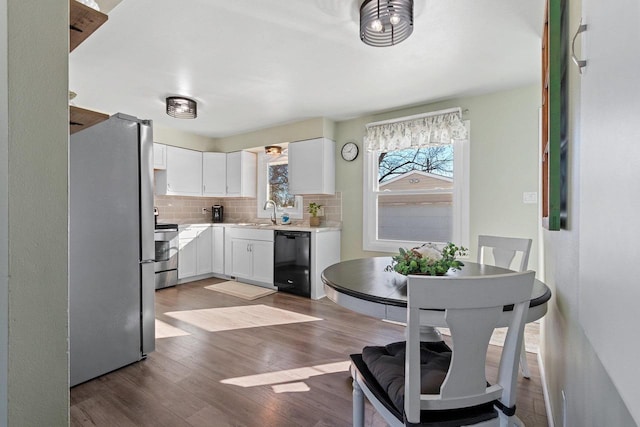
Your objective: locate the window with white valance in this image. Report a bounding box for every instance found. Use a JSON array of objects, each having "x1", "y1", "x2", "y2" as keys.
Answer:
[
  {"x1": 364, "y1": 107, "x2": 468, "y2": 152},
  {"x1": 363, "y1": 108, "x2": 469, "y2": 252}
]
